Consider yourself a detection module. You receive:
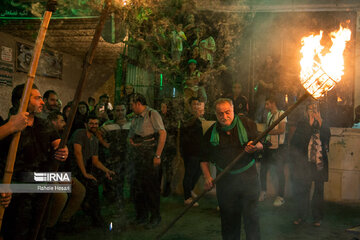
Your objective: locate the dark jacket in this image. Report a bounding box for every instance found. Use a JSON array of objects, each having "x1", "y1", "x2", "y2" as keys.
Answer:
[
  {"x1": 180, "y1": 117, "x2": 203, "y2": 158},
  {"x1": 290, "y1": 118, "x2": 331, "y2": 182}
]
